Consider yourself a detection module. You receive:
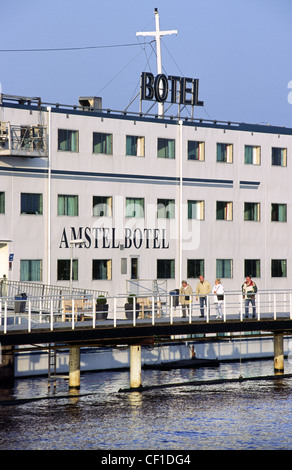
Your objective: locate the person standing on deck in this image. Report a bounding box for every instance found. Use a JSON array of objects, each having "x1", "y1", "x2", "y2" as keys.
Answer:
[
  {"x1": 242, "y1": 275, "x2": 257, "y2": 318},
  {"x1": 179, "y1": 280, "x2": 193, "y2": 318},
  {"x1": 196, "y1": 275, "x2": 211, "y2": 317}
]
